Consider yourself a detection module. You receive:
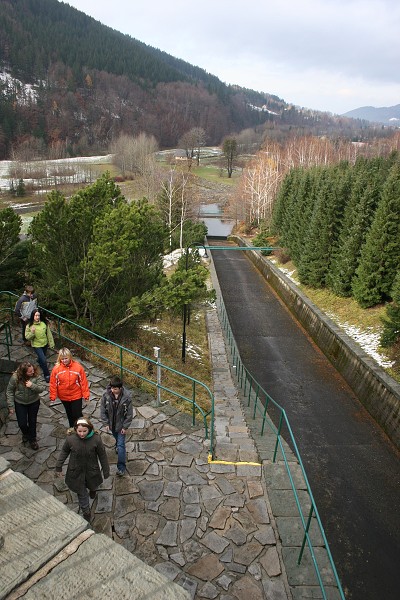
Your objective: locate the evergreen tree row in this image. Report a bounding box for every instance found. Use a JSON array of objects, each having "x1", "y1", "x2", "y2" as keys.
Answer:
[{"x1": 271, "y1": 153, "x2": 400, "y2": 310}]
